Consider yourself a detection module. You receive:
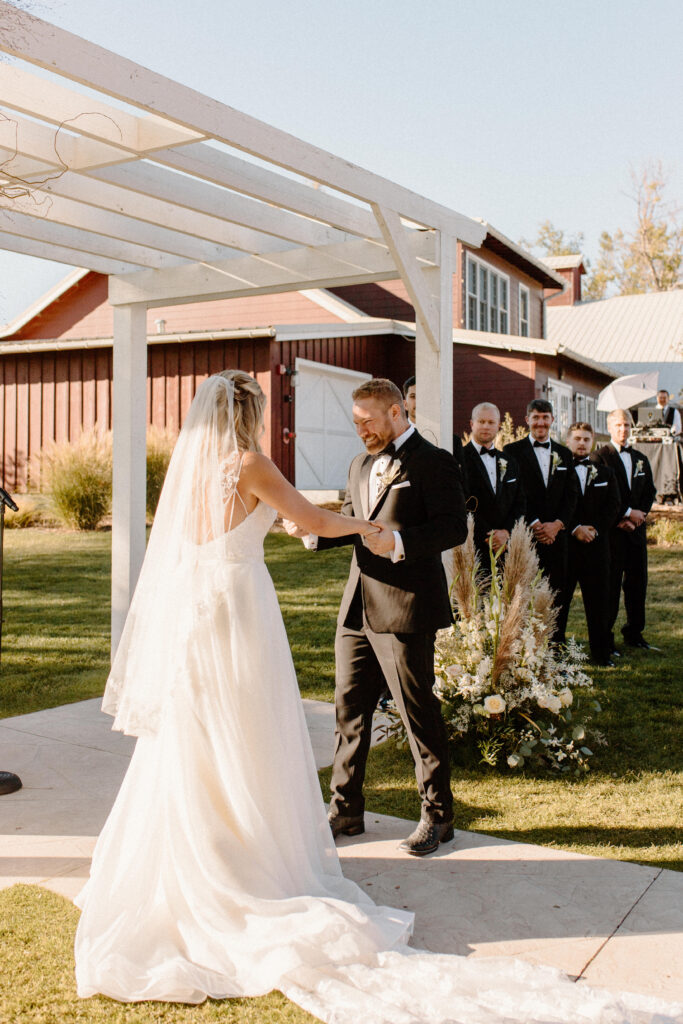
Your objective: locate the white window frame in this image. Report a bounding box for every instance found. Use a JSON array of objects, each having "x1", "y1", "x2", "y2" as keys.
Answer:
[
  {"x1": 574, "y1": 393, "x2": 598, "y2": 431},
  {"x1": 518, "y1": 284, "x2": 530, "y2": 338},
  {"x1": 547, "y1": 378, "x2": 573, "y2": 441},
  {"x1": 465, "y1": 253, "x2": 510, "y2": 335}
]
